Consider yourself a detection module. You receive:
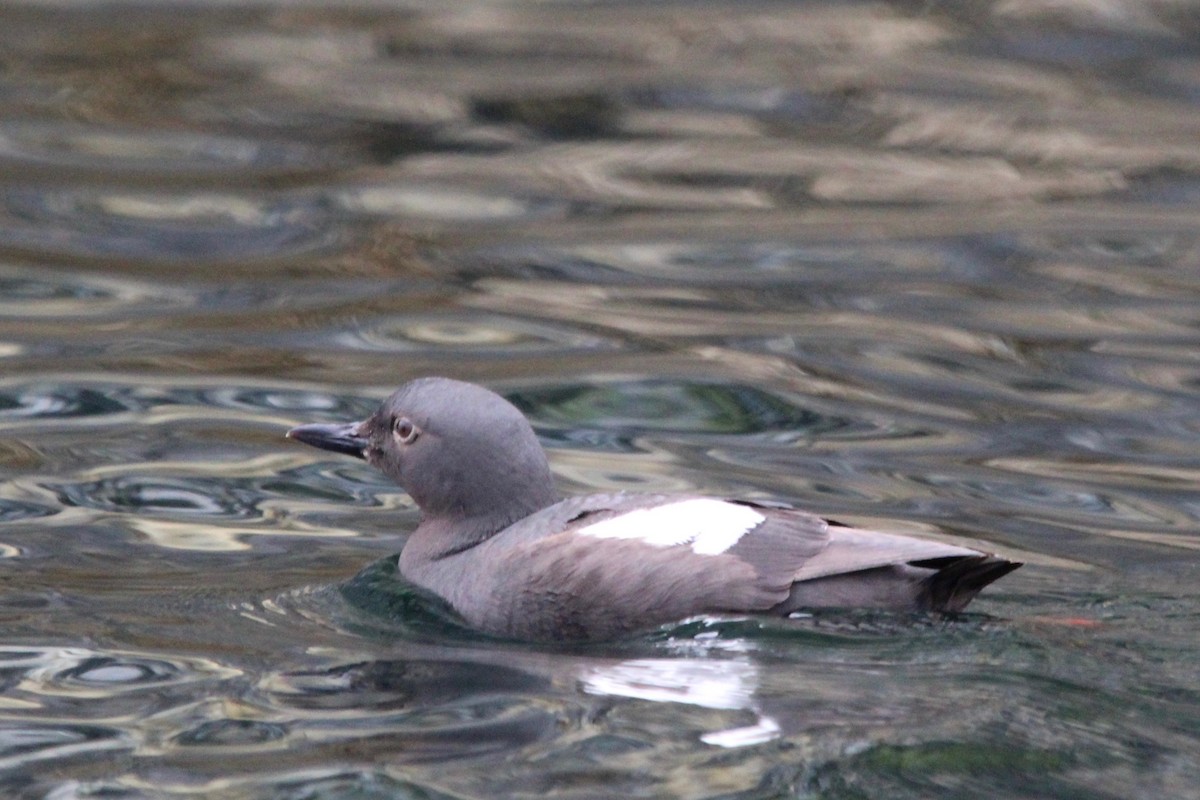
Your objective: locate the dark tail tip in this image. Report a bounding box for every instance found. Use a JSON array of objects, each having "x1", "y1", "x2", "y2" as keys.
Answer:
[{"x1": 918, "y1": 555, "x2": 1022, "y2": 612}]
